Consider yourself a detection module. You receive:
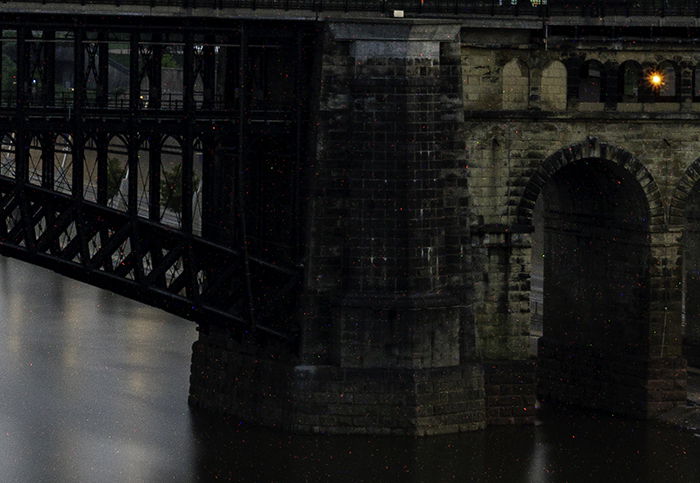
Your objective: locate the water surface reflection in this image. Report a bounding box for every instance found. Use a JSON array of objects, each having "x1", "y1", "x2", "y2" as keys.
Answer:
[
  {"x1": 192, "y1": 408, "x2": 698, "y2": 482},
  {"x1": 0, "y1": 257, "x2": 697, "y2": 481}
]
